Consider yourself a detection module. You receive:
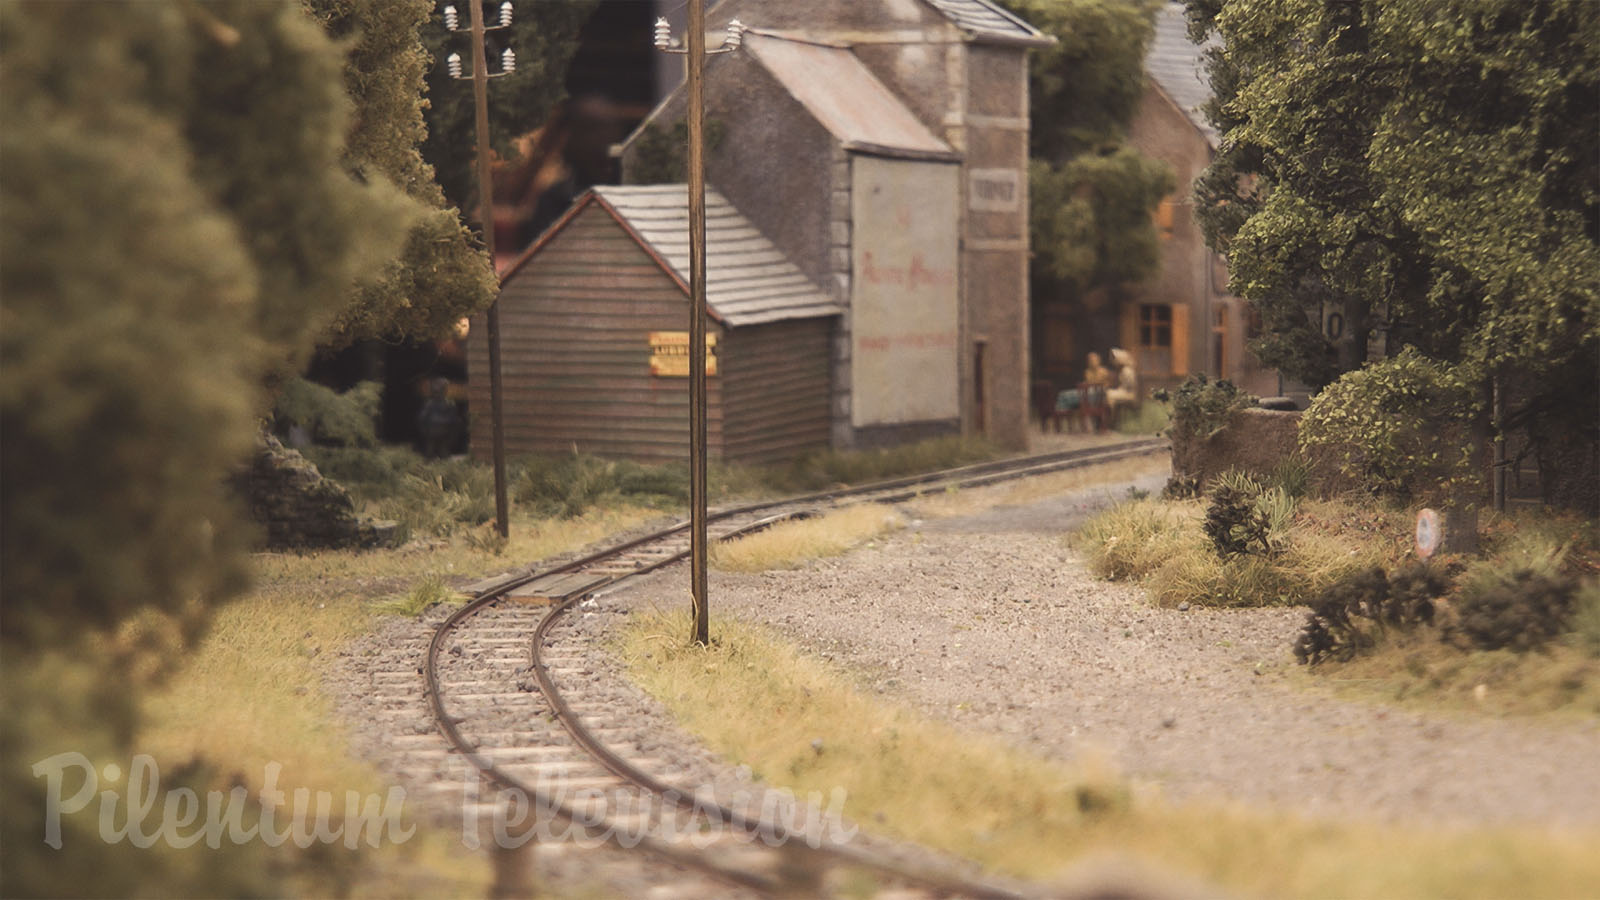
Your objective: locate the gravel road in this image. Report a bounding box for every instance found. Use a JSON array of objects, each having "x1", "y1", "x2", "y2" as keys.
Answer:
[{"x1": 614, "y1": 471, "x2": 1600, "y2": 828}]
